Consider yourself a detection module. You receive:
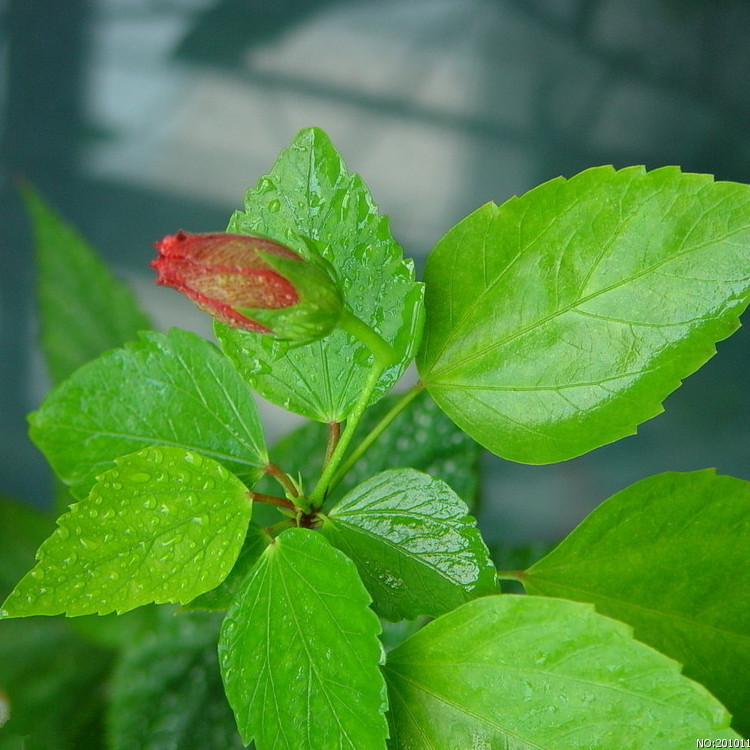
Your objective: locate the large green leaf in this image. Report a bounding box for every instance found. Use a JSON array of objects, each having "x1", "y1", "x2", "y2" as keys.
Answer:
[
  {"x1": 24, "y1": 186, "x2": 151, "y2": 384},
  {"x1": 215, "y1": 127, "x2": 424, "y2": 422},
  {"x1": 522, "y1": 470, "x2": 750, "y2": 737},
  {"x1": 109, "y1": 609, "x2": 244, "y2": 750},
  {"x1": 29, "y1": 328, "x2": 267, "y2": 498},
  {"x1": 321, "y1": 469, "x2": 496, "y2": 621},
  {"x1": 385, "y1": 595, "x2": 739, "y2": 749},
  {"x1": 219, "y1": 528, "x2": 388, "y2": 750},
  {"x1": 262, "y1": 389, "x2": 482, "y2": 509},
  {"x1": 1, "y1": 447, "x2": 252, "y2": 617},
  {"x1": 418, "y1": 167, "x2": 750, "y2": 463}
]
